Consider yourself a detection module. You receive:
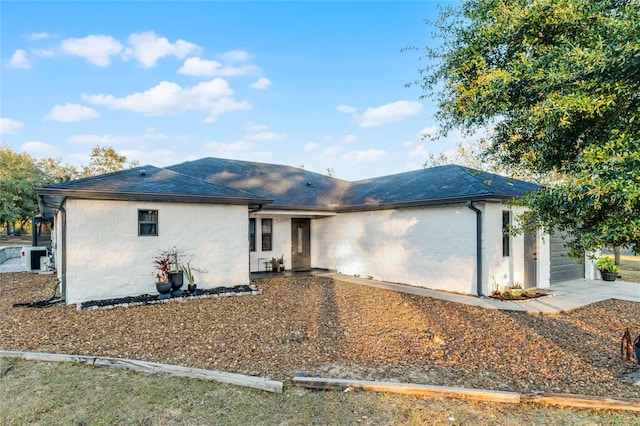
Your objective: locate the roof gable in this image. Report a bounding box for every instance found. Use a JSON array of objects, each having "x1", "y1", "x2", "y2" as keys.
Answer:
[
  {"x1": 168, "y1": 157, "x2": 351, "y2": 209},
  {"x1": 344, "y1": 165, "x2": 539, "y2": 208},
  {"x1": 44, "y1": 165, "x2": 260, "y2": 198}
]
